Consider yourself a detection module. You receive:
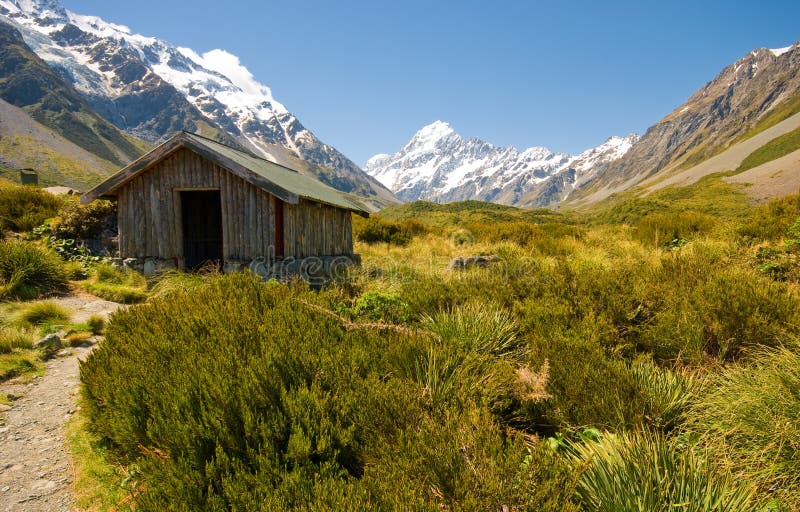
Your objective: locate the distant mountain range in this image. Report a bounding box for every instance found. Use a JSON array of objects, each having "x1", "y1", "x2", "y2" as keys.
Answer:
[
  {"x1": 365, "y1": 121, "x2": 638, "y2": 206},
  {"x1": 0, "y1": 0, "x2": 395, "y2": 207},
  {"x1": 367, "y1": 42, "x2": 800, "y2": 207}
]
